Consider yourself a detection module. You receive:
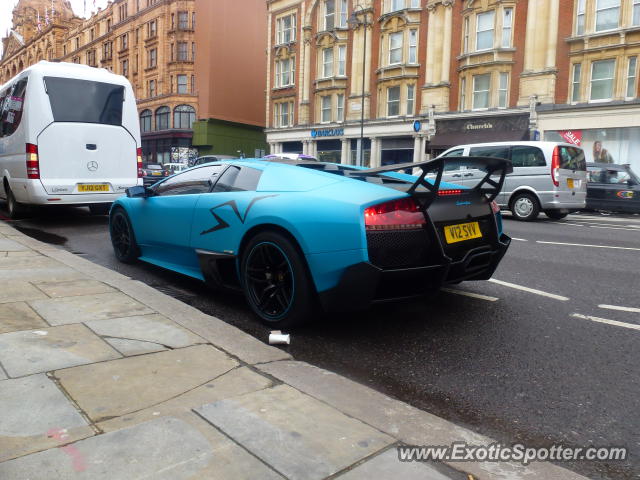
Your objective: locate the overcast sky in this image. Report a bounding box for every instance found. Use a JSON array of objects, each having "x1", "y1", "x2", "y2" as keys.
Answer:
[{"x1": 1, "y1": 0, "x2": 110, "y2": 57}]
